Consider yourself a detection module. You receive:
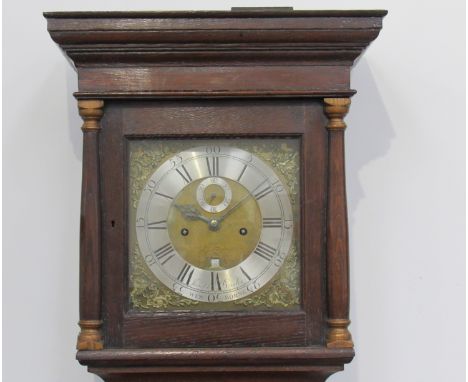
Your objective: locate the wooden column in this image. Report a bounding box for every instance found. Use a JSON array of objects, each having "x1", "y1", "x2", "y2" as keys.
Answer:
[
  {"x1": 77, "y1": 100, "x2": 104, "y2": 350},
  {"x1": 324, "y1": 98, "x2": 354, "y2": 348}
]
